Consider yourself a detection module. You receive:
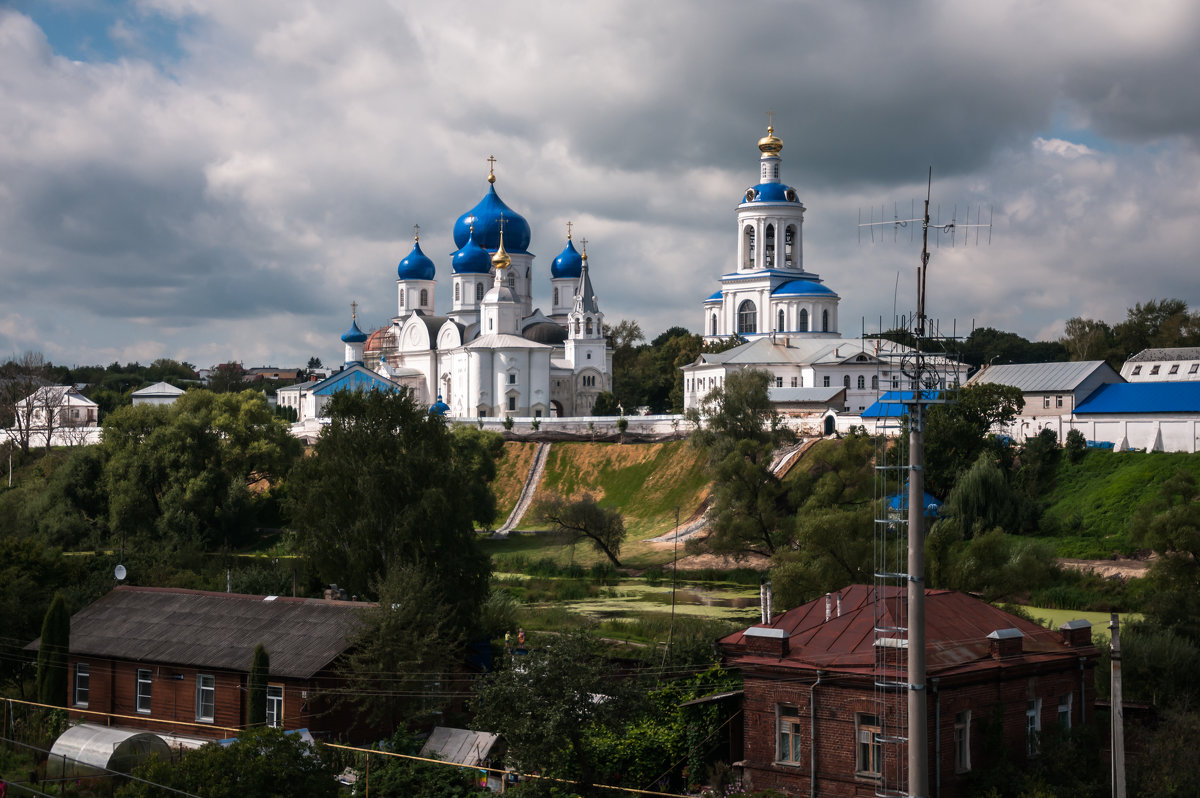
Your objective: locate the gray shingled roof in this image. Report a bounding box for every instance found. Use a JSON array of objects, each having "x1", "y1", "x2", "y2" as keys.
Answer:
[
  {"x1": 33, "y1": 587, "x2": 365, "y2": 680},
  {"x1": 1127, "y1": 347, "x2": 1200, "y2": 363},
  {"x1": 966, "y1": 361, "x2": 1110, "y2": 392}
]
